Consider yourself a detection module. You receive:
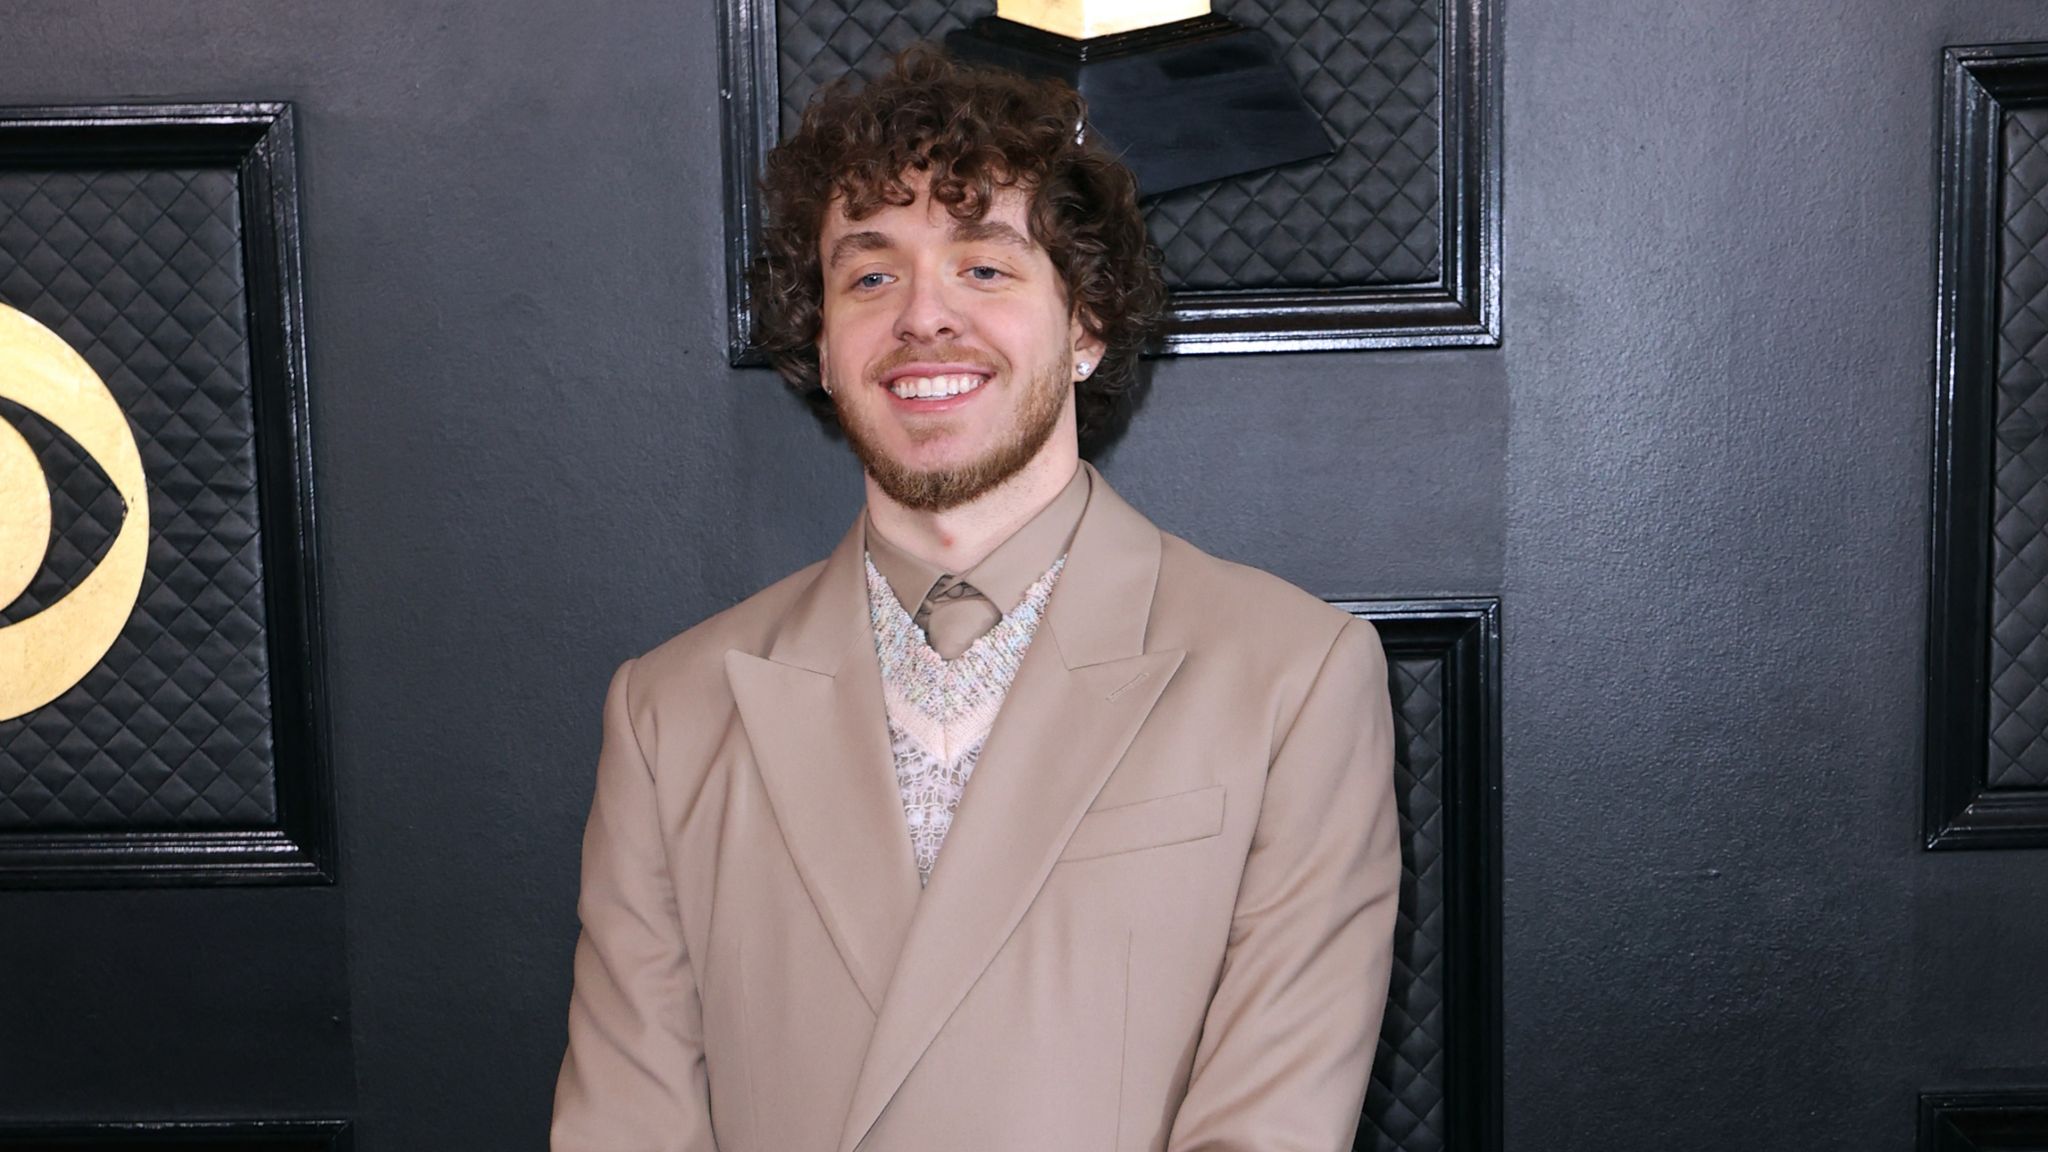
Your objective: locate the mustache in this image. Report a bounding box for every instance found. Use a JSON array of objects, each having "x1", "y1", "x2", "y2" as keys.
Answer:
[{"x1": 863, "y1": 343, "x2": 1000, "y2": 385}]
